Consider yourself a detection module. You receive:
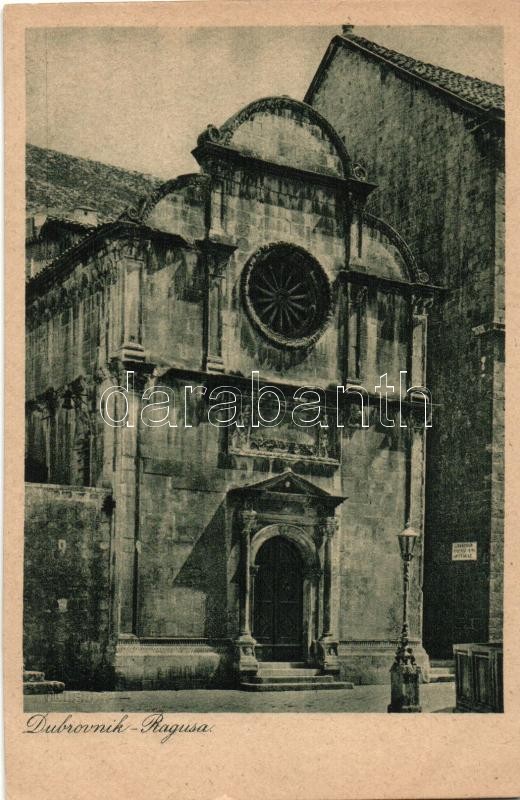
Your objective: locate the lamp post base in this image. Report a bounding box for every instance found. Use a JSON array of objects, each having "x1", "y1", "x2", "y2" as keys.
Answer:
[
  {"x1": 387, "y1": 661, "x2": 422, "y2": 713},
  {"x1": 234, "y1": 633, "x2": 258, "y2": 682}
]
